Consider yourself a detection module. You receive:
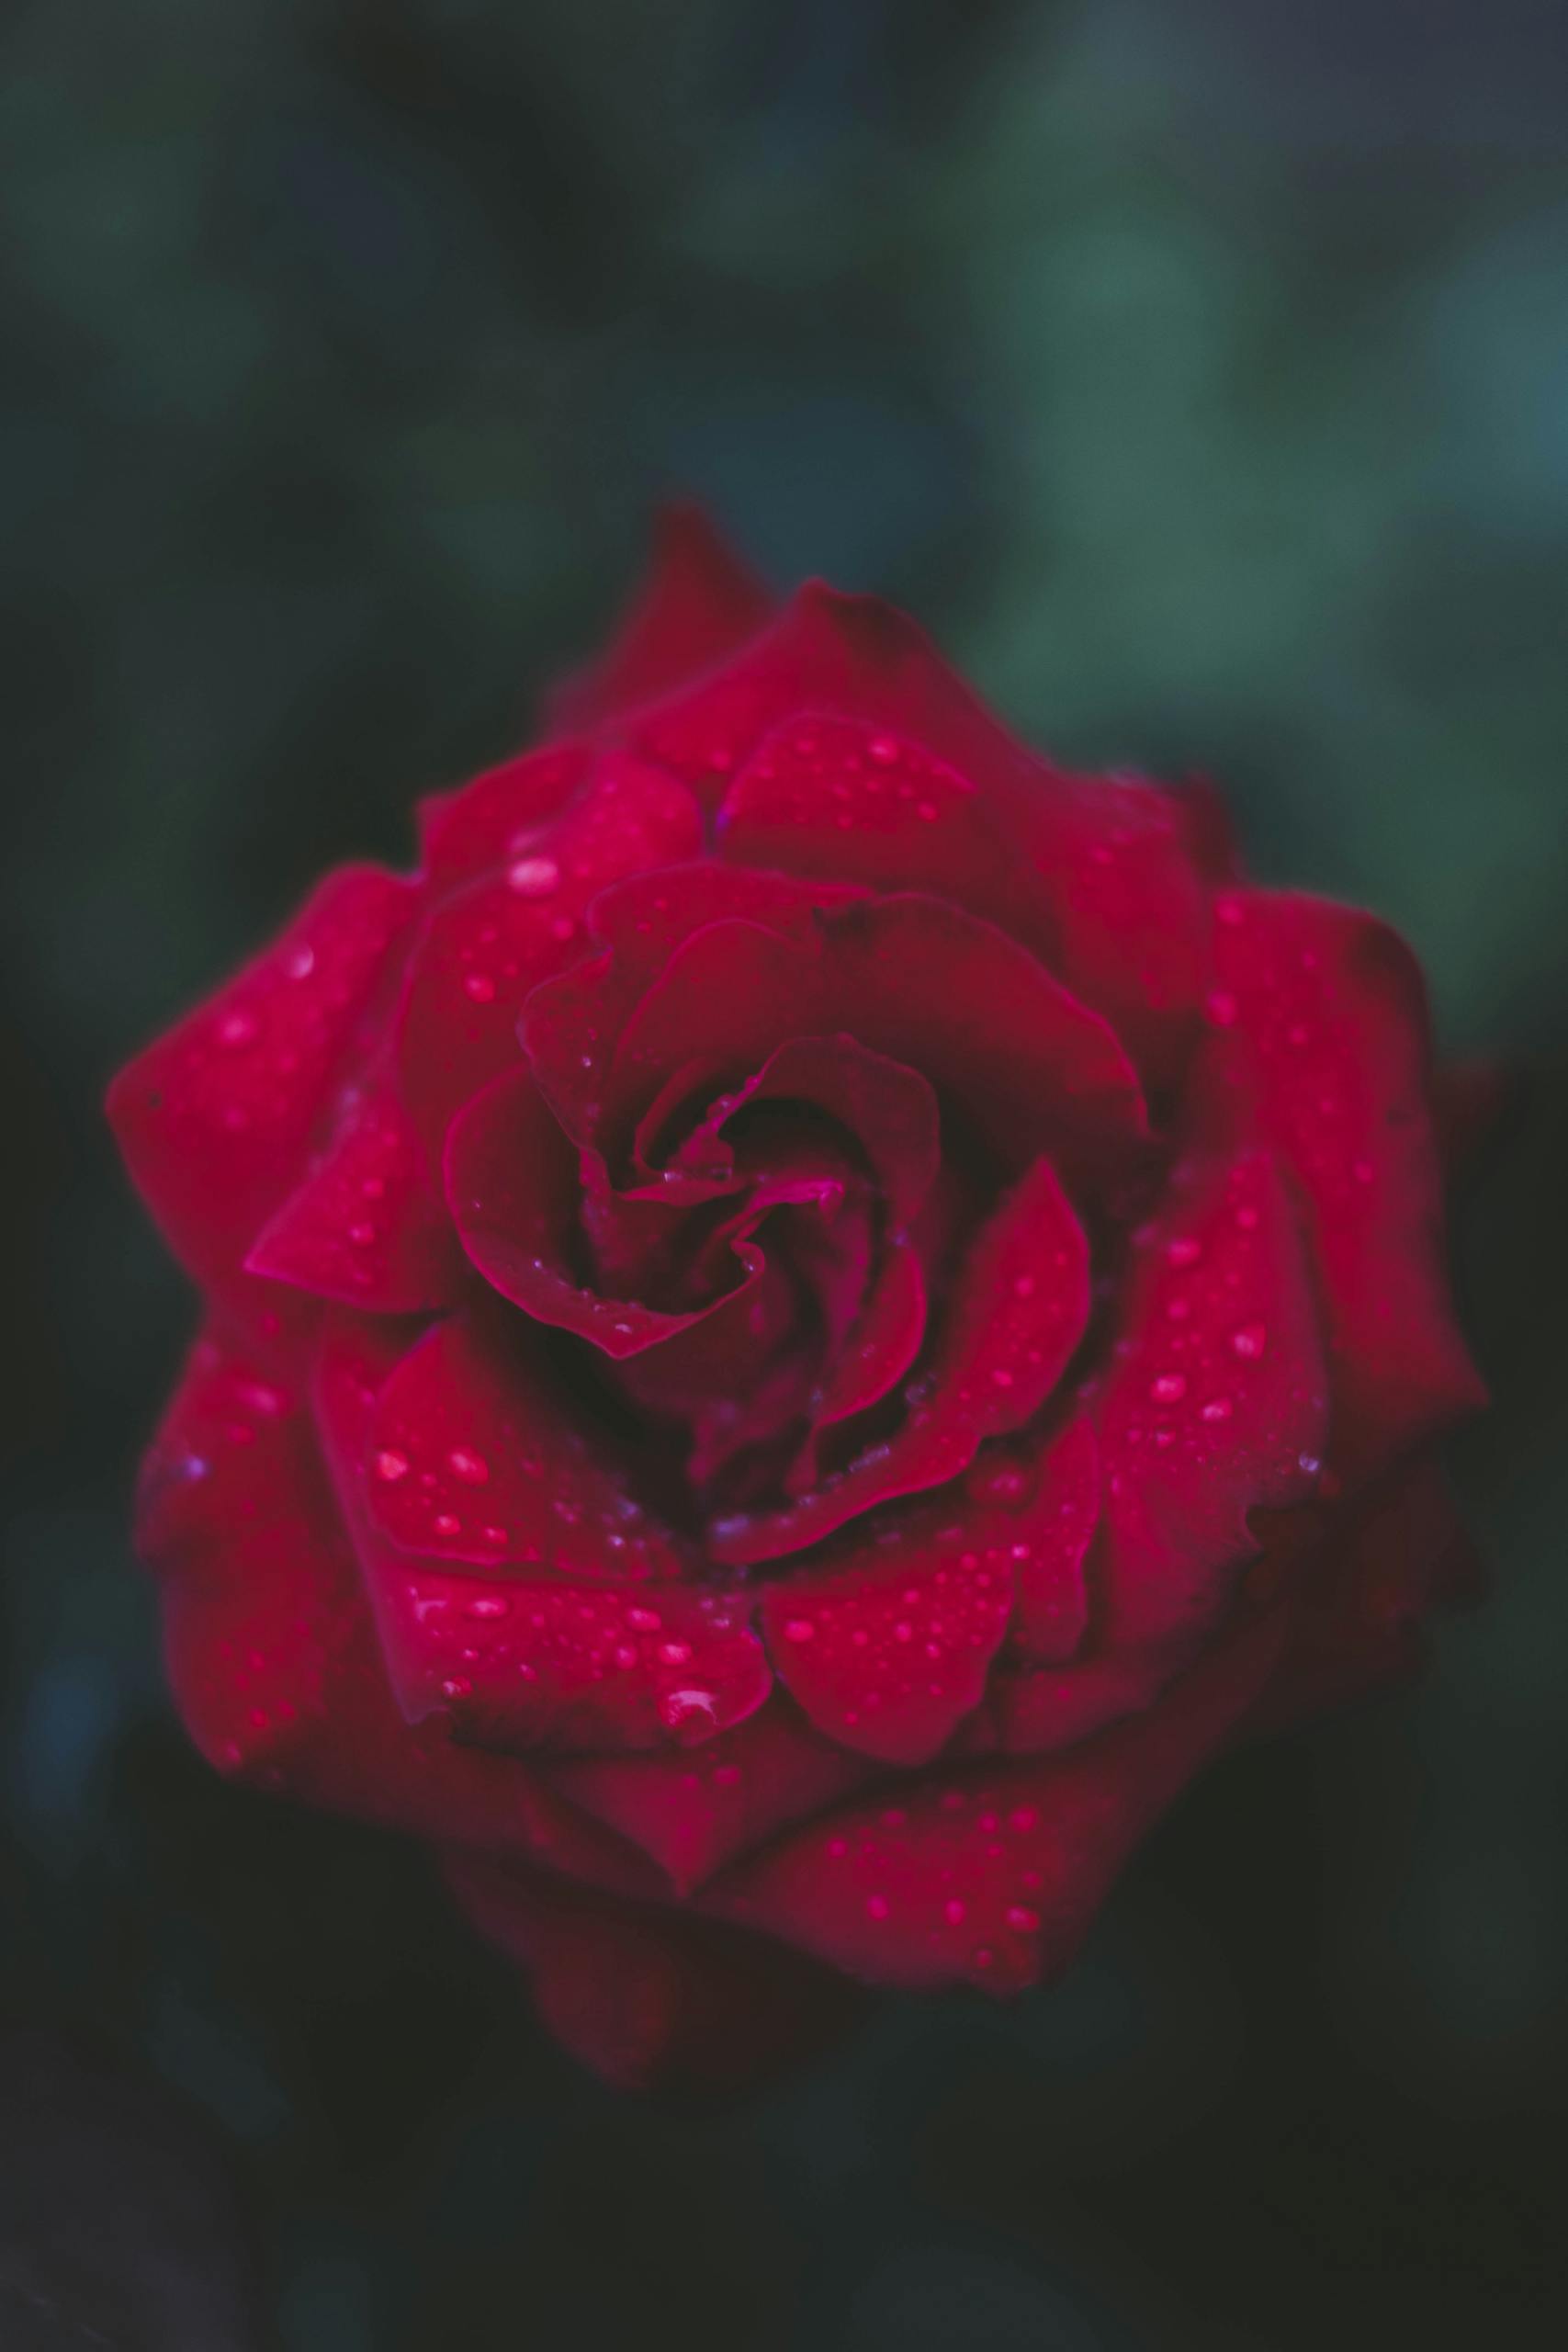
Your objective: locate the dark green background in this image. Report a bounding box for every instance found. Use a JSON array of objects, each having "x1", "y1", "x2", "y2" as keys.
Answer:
[{"x1": 3, "y1": 3, "x2": 1566, "y2": 2346}]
